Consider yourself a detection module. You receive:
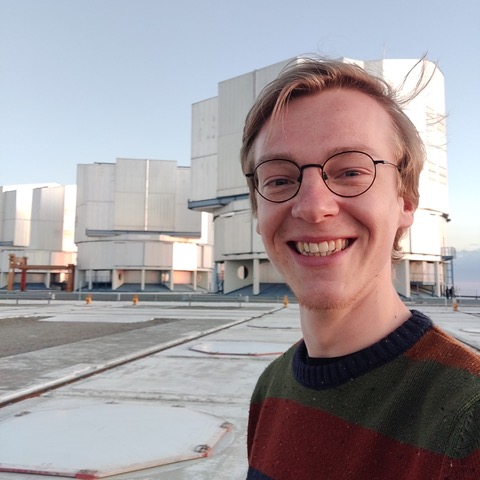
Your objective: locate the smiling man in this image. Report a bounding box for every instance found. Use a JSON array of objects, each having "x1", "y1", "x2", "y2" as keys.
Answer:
[{"x1": 241, "y1": 58, "x2": 480, "y2": 480}]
